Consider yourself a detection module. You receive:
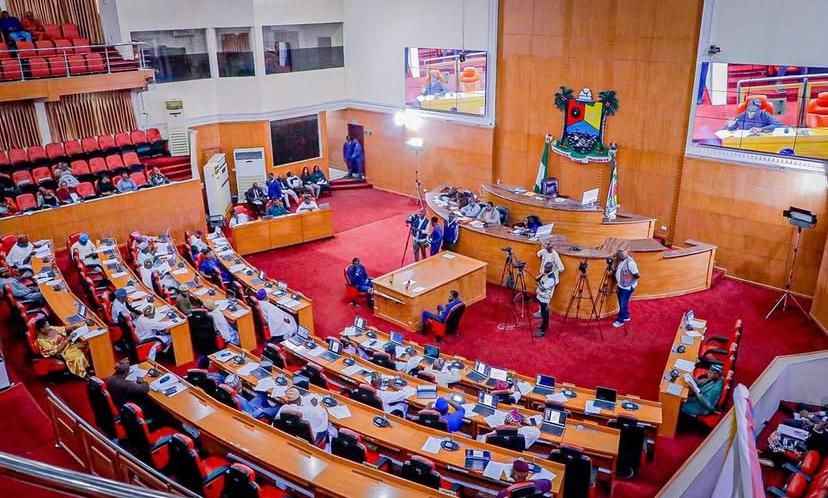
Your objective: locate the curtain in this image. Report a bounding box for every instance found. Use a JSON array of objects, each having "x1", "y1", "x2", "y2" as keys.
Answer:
[
  {"x1": 0, "y1": 101, "x2": 41, "y2": 150},
  {"x1": 8, "y1": 0, "x2": 104, "y2": 44},
  {"x1": 219, "y1": 32, "x2": 250, "y2": 53},
  {"x1": 46, "y1": 90, "x2": 137, "y2": 142}
]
